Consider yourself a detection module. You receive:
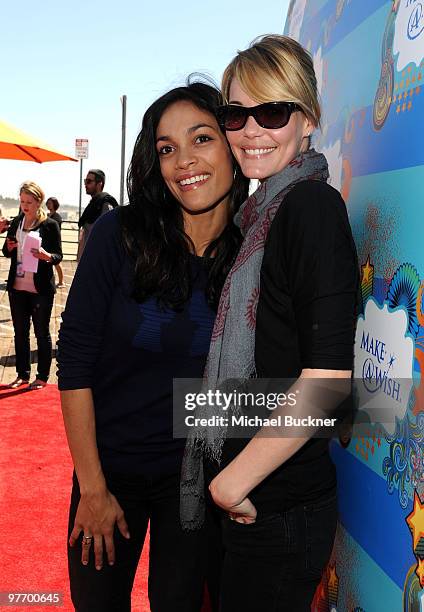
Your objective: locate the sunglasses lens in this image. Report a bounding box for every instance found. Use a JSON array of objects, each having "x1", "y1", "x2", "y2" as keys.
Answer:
[
  {"x1": 256, "y1": 104, "x2": 291, "y2": 129},
  {"x1": 219, "y1": 103, "x2": 297, "y2": 131},
  {"x1": 222, "y1": 106, "x2": 247, "y2": 130}
]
